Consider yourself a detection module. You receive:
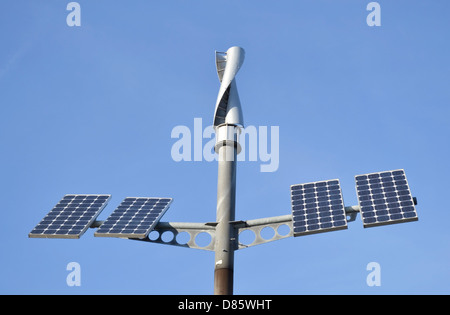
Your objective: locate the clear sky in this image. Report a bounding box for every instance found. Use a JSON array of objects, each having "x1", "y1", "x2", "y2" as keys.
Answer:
[{"x1": 1, "y1": 0, "x2": 449, "y2": 295}]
